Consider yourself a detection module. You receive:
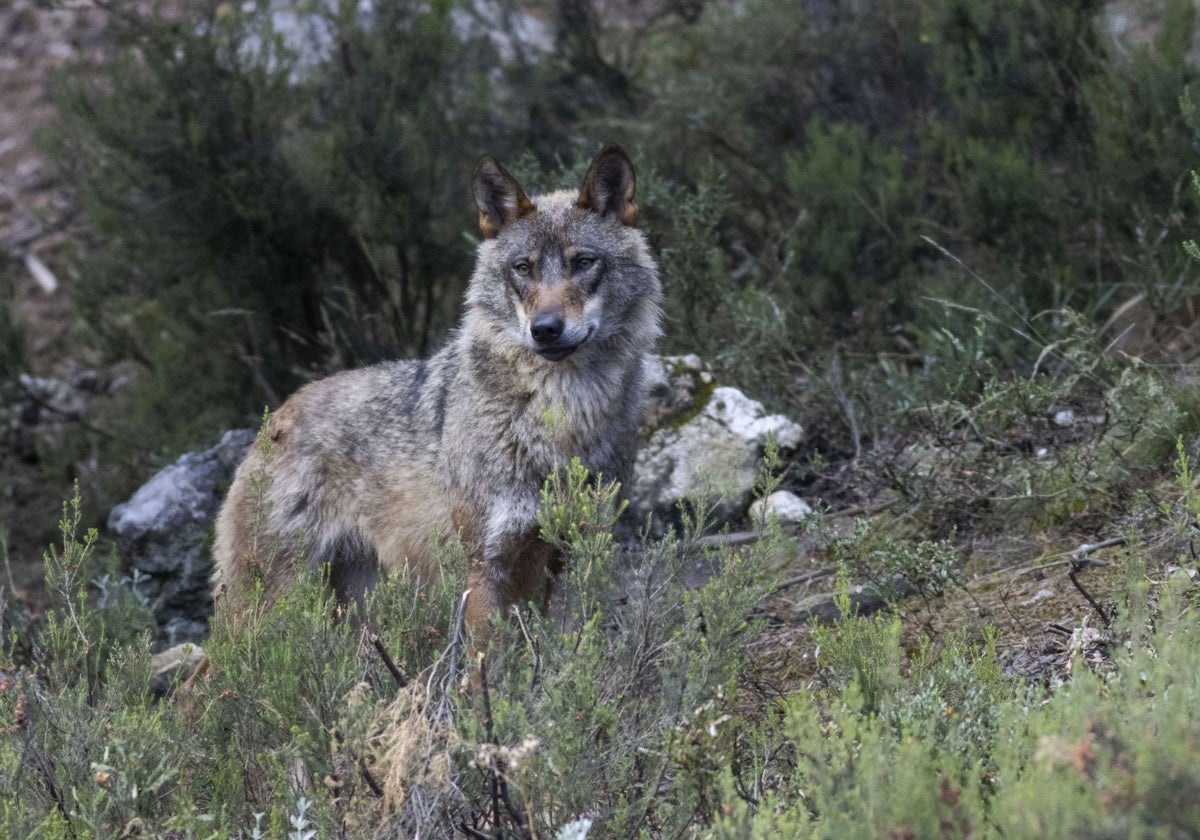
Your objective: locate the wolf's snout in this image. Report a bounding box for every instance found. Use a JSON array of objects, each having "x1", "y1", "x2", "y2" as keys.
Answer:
[{"x1": 530, "y1": 313, "x2": 565, "y2": 344}]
